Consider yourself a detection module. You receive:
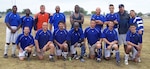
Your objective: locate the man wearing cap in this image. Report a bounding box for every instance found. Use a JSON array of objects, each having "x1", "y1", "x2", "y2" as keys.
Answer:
[
  {"x1": 67, "y1": 22, "x2": 86, "y2": 62},
  {"x1": 117, "y1": 4, "x2": 130, "y2": 62}
]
